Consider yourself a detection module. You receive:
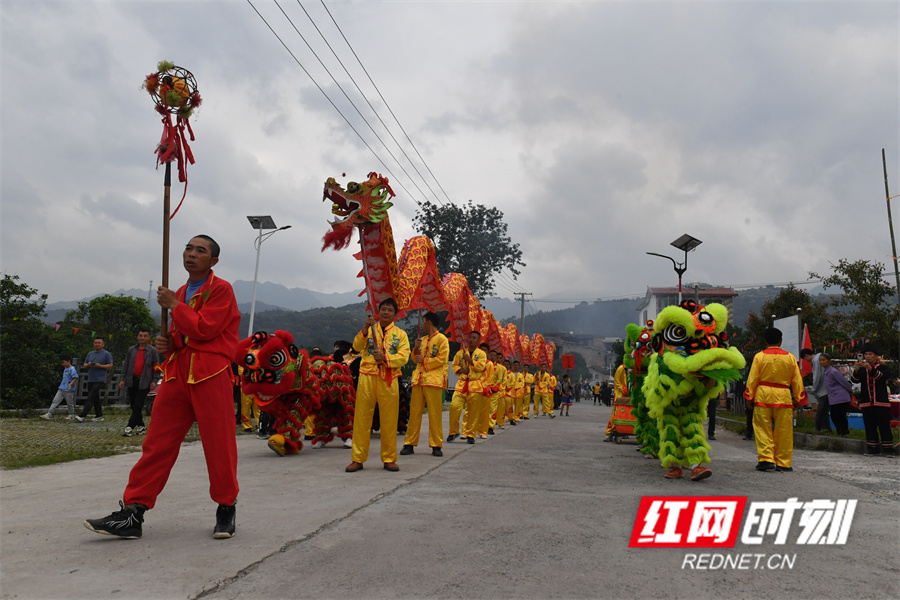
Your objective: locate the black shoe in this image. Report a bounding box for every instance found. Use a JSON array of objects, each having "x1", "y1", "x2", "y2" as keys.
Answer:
[
  {"x1": 432, "y1": 447, "x2": 443, "y2": 457},
  {"x1": 446, "y1": 434, "x2": 458, "y2": 442},
  {"x1": 509, "y1": 420, "x2": 517, "y2": 426},
  {"x1": 775, "y1": 466, "x2": 793, "y2": 472},
  {"x1": 213, "y1": 504, "x2": 236, "y2": 539},
  {"x1": 487, "y1": 428, "x2": 494, "y2": 435},
  {"x1": 257, "y1": 429, "x2": 269, "y2": 440},
  {"x1": 466, "y1": 437, "x2": 475, "y2": 444},
  {"x1": 84, "y1": 501, "x2": 145, "y2": 539},
  {"x1": 708, "y1": 434, "x2": 716, "y2": 440},
  {"x1": 755, "y1": 461, "x2": 776, "y2": 471},
  {"x1": 399, "y1": 444, "x2": 414, "y2": 455}
]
